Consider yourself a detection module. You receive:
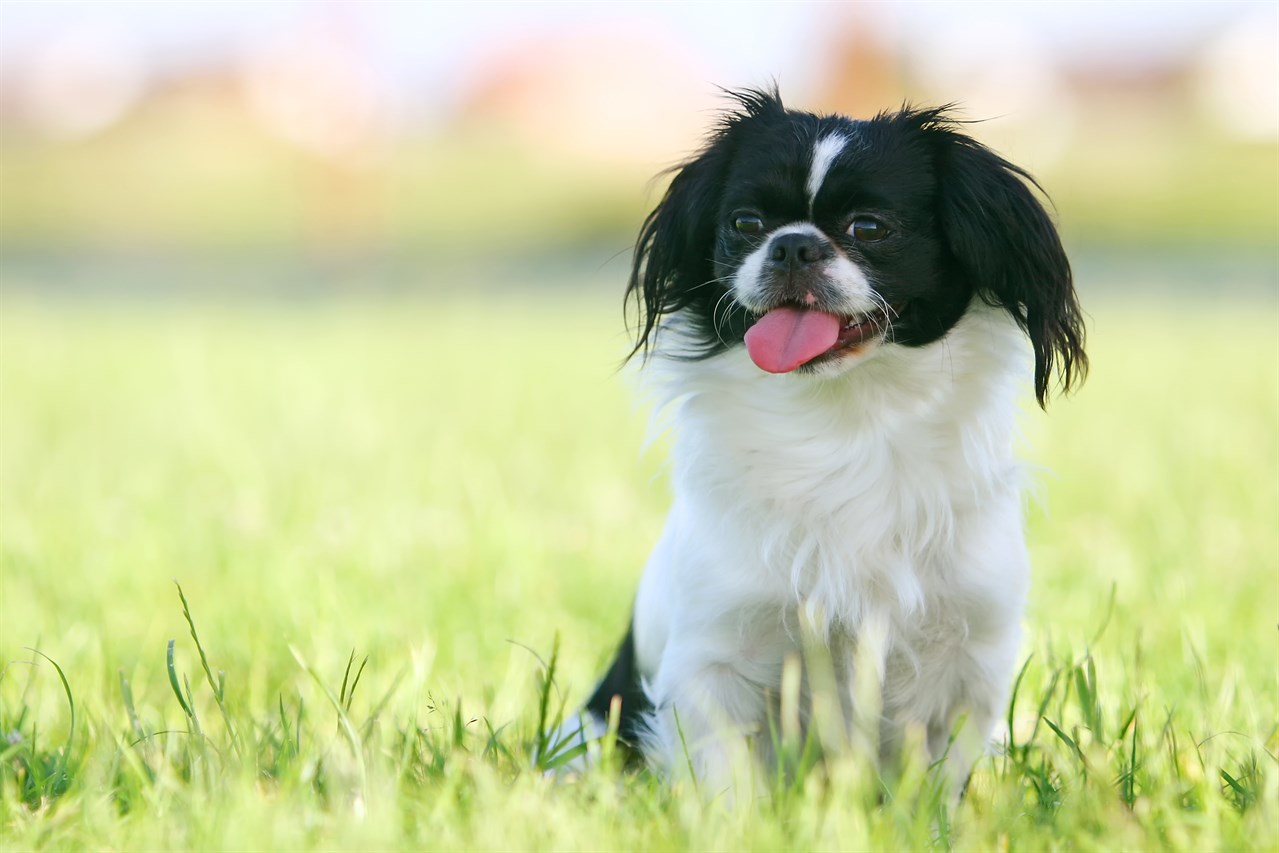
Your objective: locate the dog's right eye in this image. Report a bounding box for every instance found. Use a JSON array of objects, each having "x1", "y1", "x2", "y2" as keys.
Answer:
[{"x1": 733, "y1": 214, "x2": 764, "y2": 234}]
